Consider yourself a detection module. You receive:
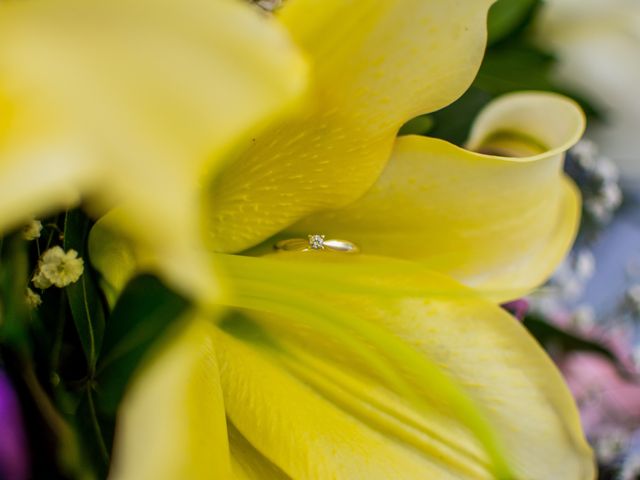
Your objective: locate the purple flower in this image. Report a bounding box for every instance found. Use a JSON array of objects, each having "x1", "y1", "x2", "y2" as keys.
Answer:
[
  {"x1": 0, "y1": 370, "x2": 29, "y2": 480},
  {"x1": 501, "y1": 299, "x2": 529, "y2": 321}
]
